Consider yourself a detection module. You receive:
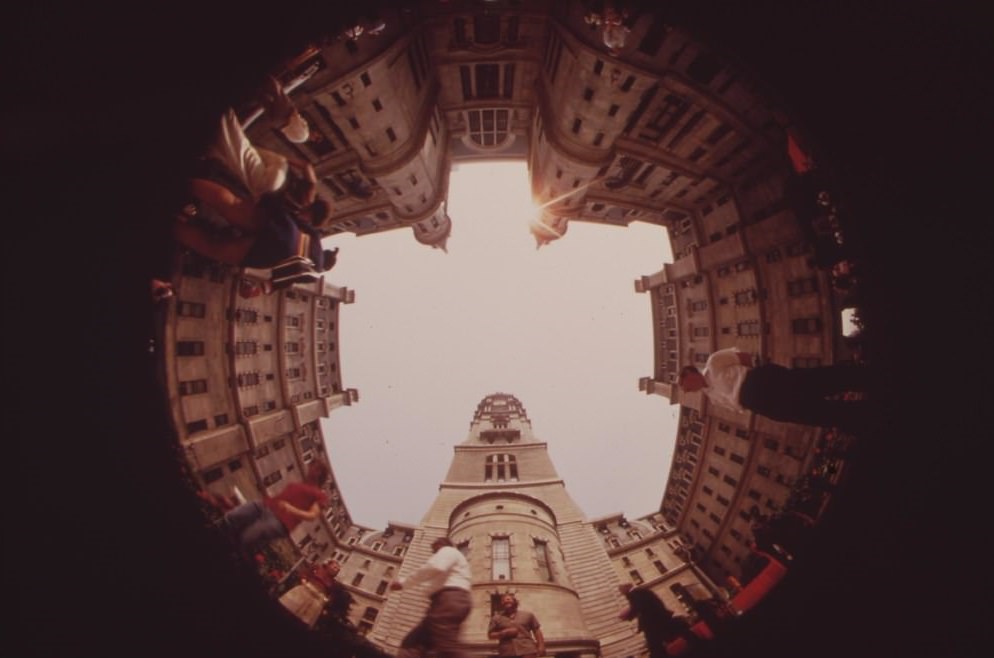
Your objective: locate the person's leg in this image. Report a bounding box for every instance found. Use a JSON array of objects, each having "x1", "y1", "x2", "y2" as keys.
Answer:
[
  {"x1": 173, "y1": 221, "x2": 255, "y2": 265},
  {"x1": 784, "y1": 397, "x2": 872, "y2": 434},
  {"x1": 208, "y1": 108, "x2": 288, "y2": 198},
  {"x1": 738, "y1": 365, "x2": 795, "y2": 420},
  {"x1": 189, "y1": 177, "x2": 264, "y2": 233},
  {"x1": 237, "y1": 506, "x2": 286, "y2": 554},
  {"x1": 396, "y1": 617, "x2": 432, "y2": 658},
  {"x1": 788, "y1": 363, "x2": 870, "y2": 398},
  {"x1": 222, "y1": 501, "x2": 265, "y2": 535},
  {"x1": 428, "y1": 590, "x2": 472, "y2": 658}
]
